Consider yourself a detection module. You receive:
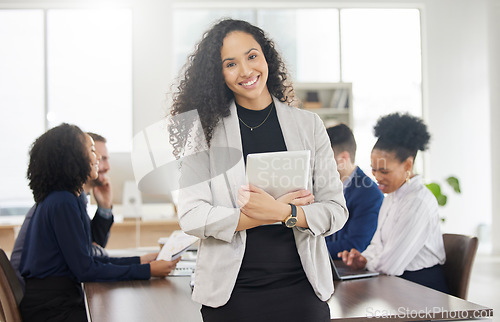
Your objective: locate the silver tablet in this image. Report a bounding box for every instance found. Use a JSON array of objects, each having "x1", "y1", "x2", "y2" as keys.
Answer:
[{"x1": 246, "y1": 150, "x2": 311, "y2": 199}]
